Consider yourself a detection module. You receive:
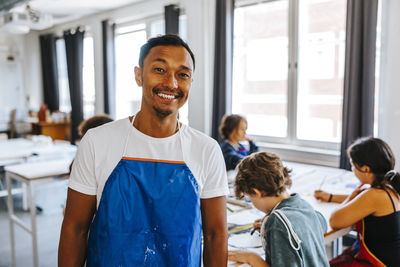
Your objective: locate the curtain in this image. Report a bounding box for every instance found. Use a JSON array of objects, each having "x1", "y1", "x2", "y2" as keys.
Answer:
[
  {"x1": 39, "y1": 34, "x2": 60, "y2": 112},
  {"x1": 102, "y1": 20, "x2": 116, "y2": 118},
  {"x1": 64, "y1": 28, "x2": 85, "y2": 144},
  {"x1": 340, "y1": 0, "x2": 378, "y2": 170},
  {"x1": 165, "y1": 4, "x2": 180, "y2": 35},
  {"x1": 211, "y1": 0, "x2": 234, "y2": 142}
]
